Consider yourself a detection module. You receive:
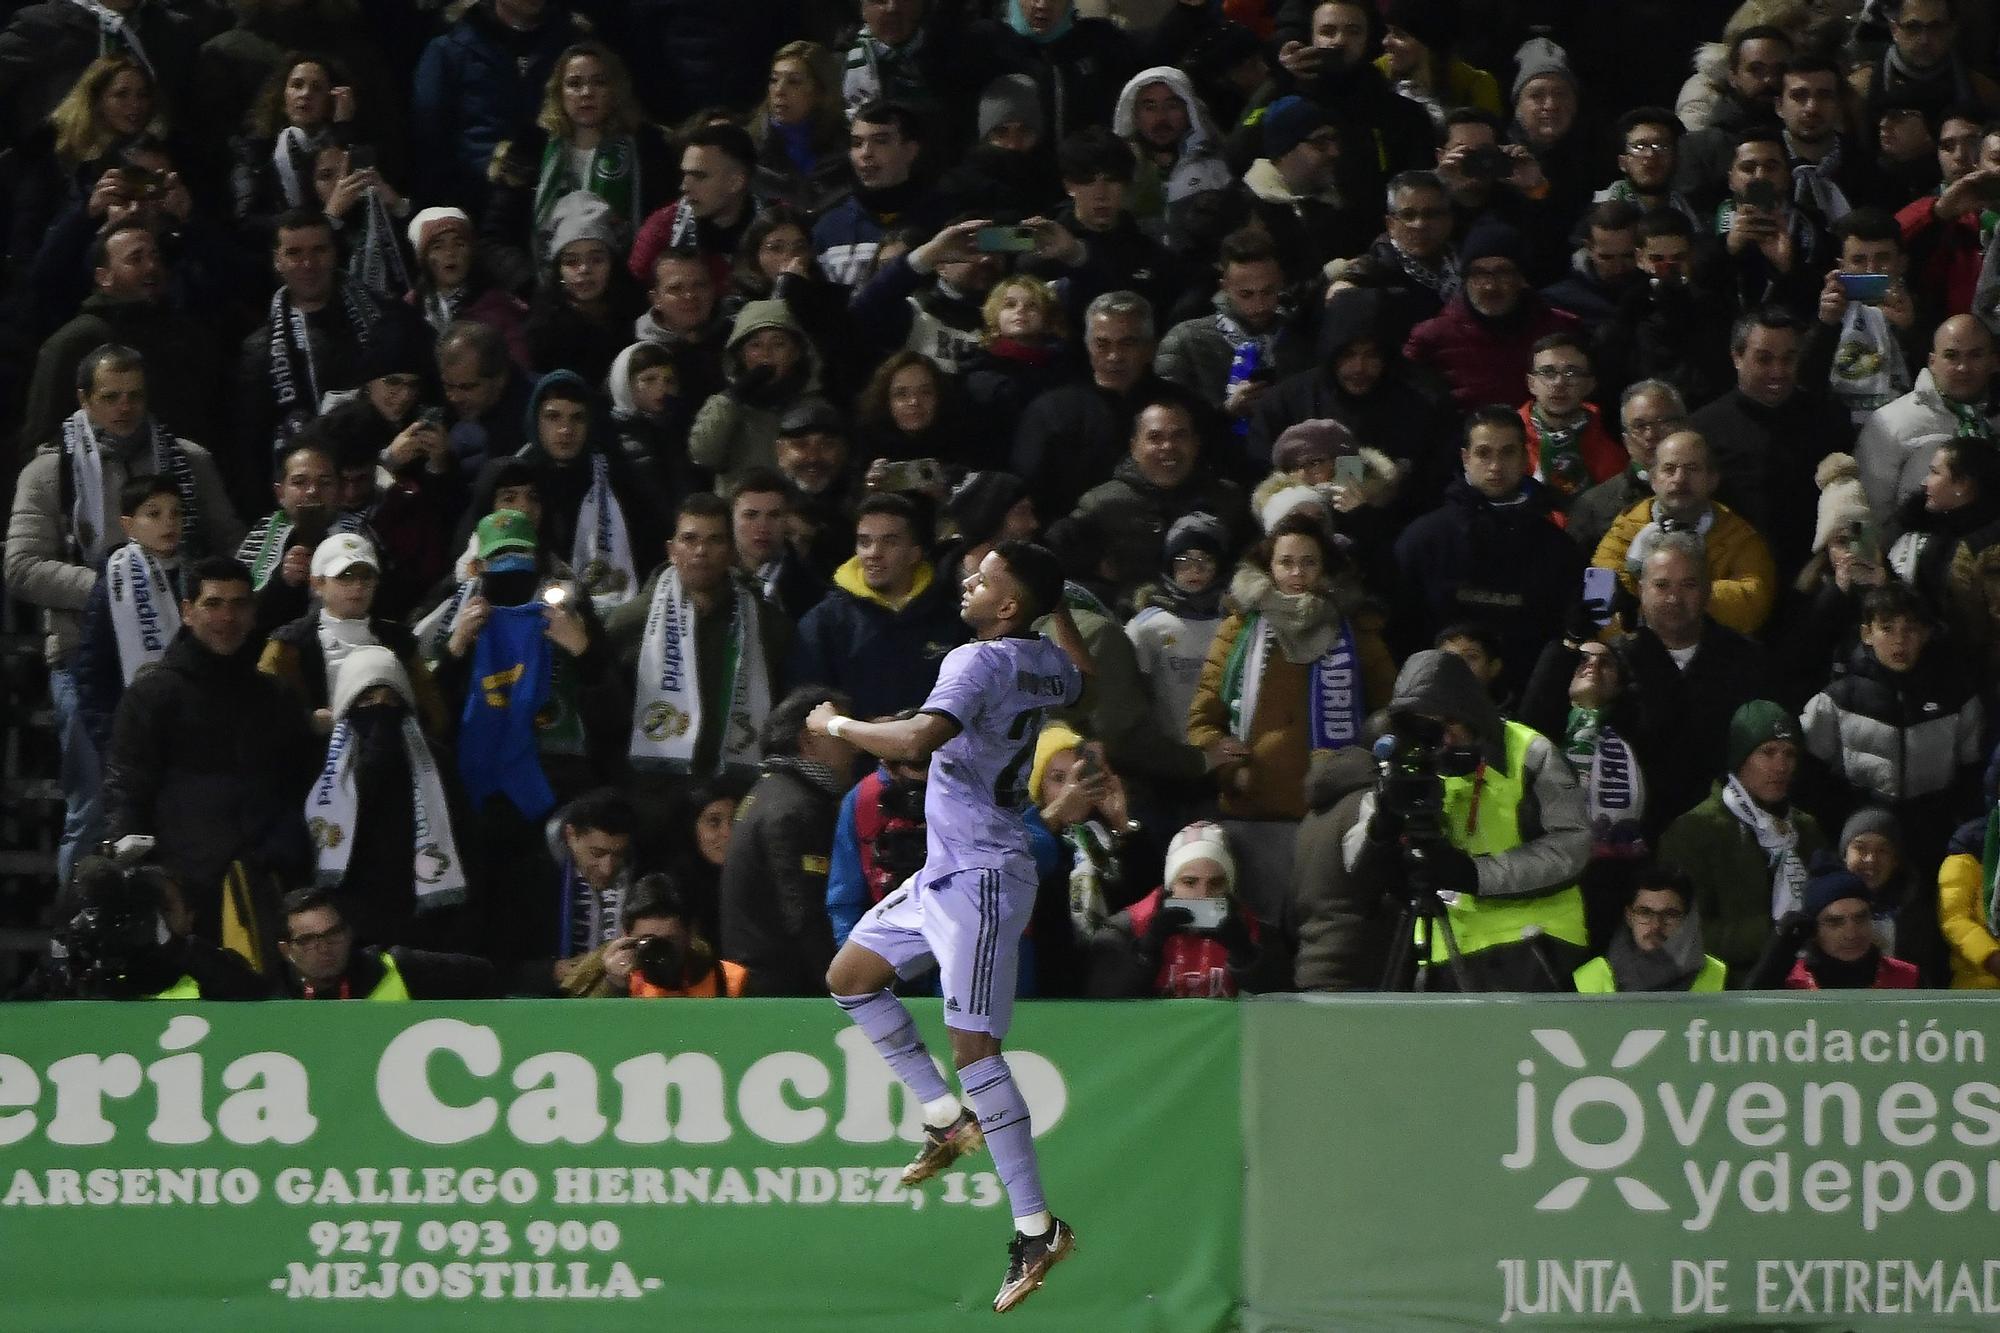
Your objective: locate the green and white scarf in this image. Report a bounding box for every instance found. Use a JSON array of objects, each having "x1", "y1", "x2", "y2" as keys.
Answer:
[
  {"x1": 1563, "y1": 706, "x2": 1646, "y2": 856},
  {"x1": 628, "y1": 567, "x2": 769, "y2": 775},
  {"x1": 533, "y1": 135, "x2": 638, "y2": 265},
  {"x1": 1219, "y1": 612, "x2": 1362, "y2": 751},
  {"x1": 1530, "y1": 405, "x2": 1591, "y2": 497}
]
